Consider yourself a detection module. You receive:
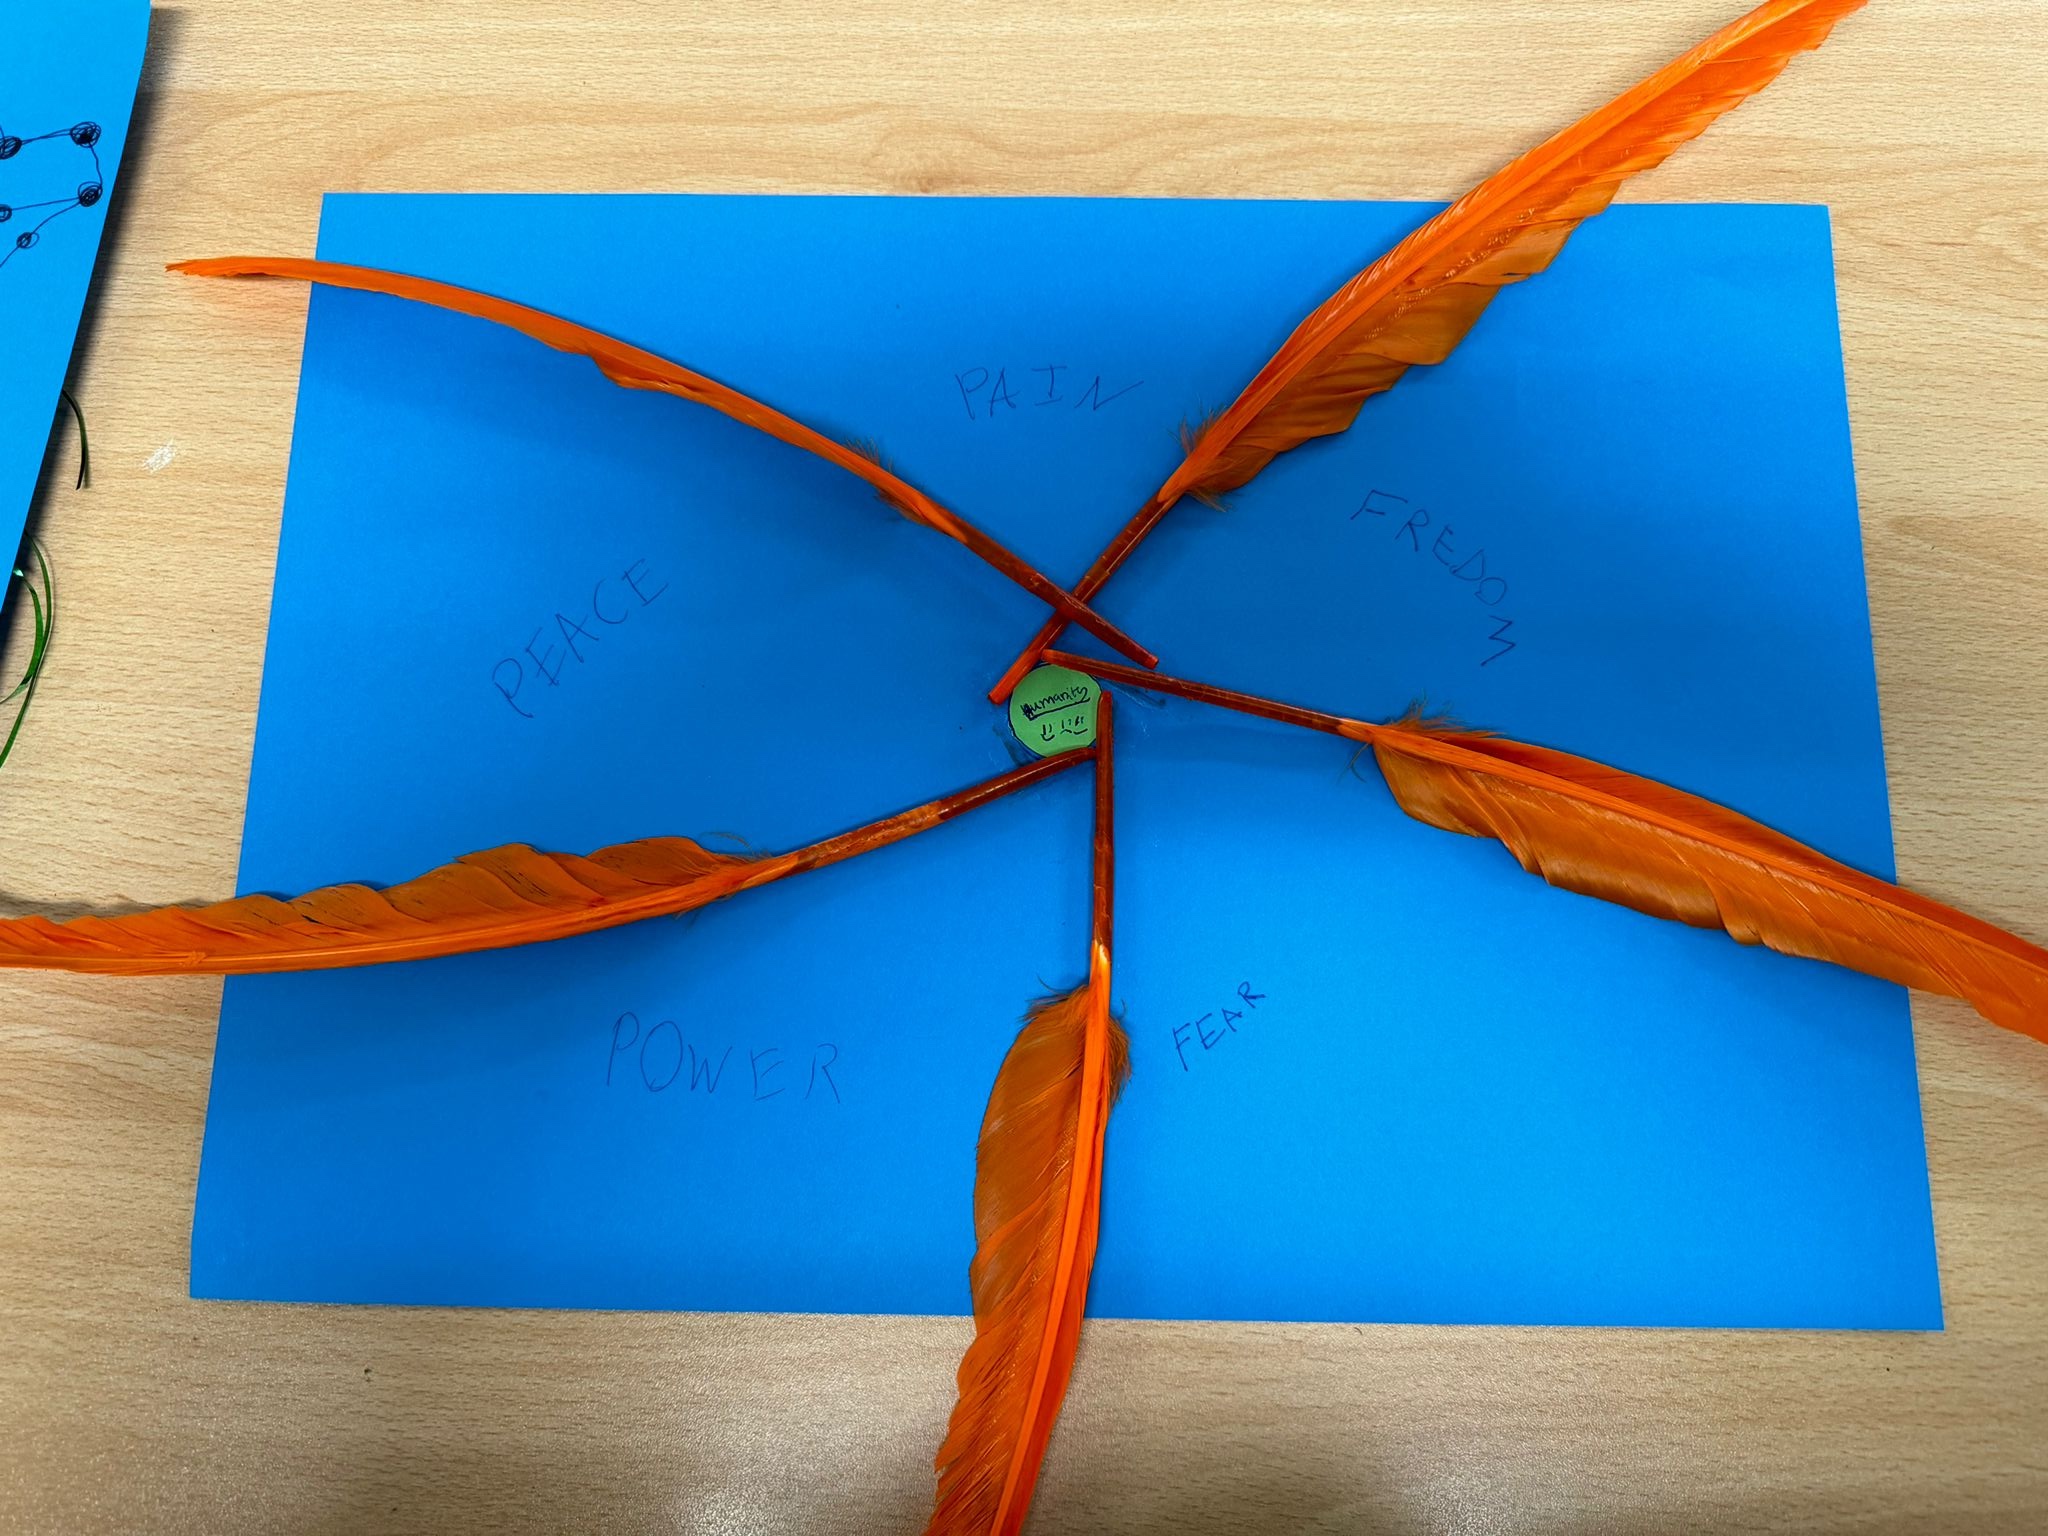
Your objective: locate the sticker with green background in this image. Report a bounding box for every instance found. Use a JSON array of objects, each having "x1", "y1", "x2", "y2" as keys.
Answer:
[{"x1": 1008, "y1": 663, "x2": 1098, "y2": 757}]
